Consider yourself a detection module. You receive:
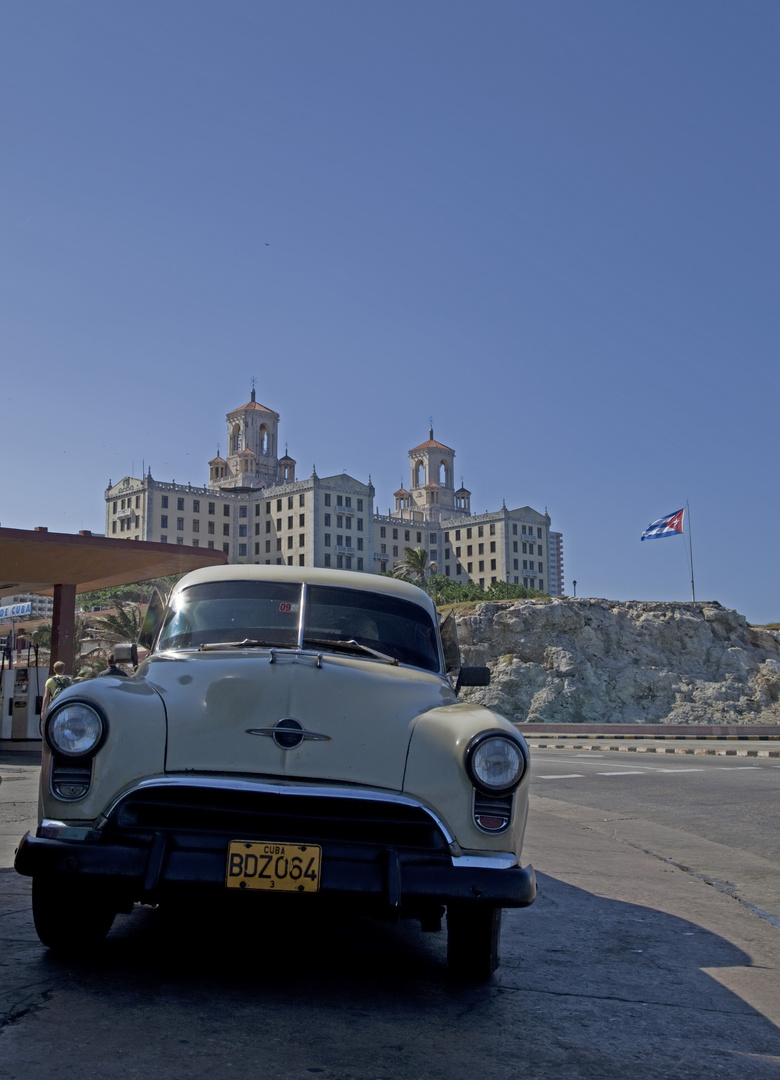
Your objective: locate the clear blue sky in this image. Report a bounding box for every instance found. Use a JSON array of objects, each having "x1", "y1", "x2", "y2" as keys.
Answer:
[{"x1": 2, "y1": 1, "x2": 778, "y2": 623}]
